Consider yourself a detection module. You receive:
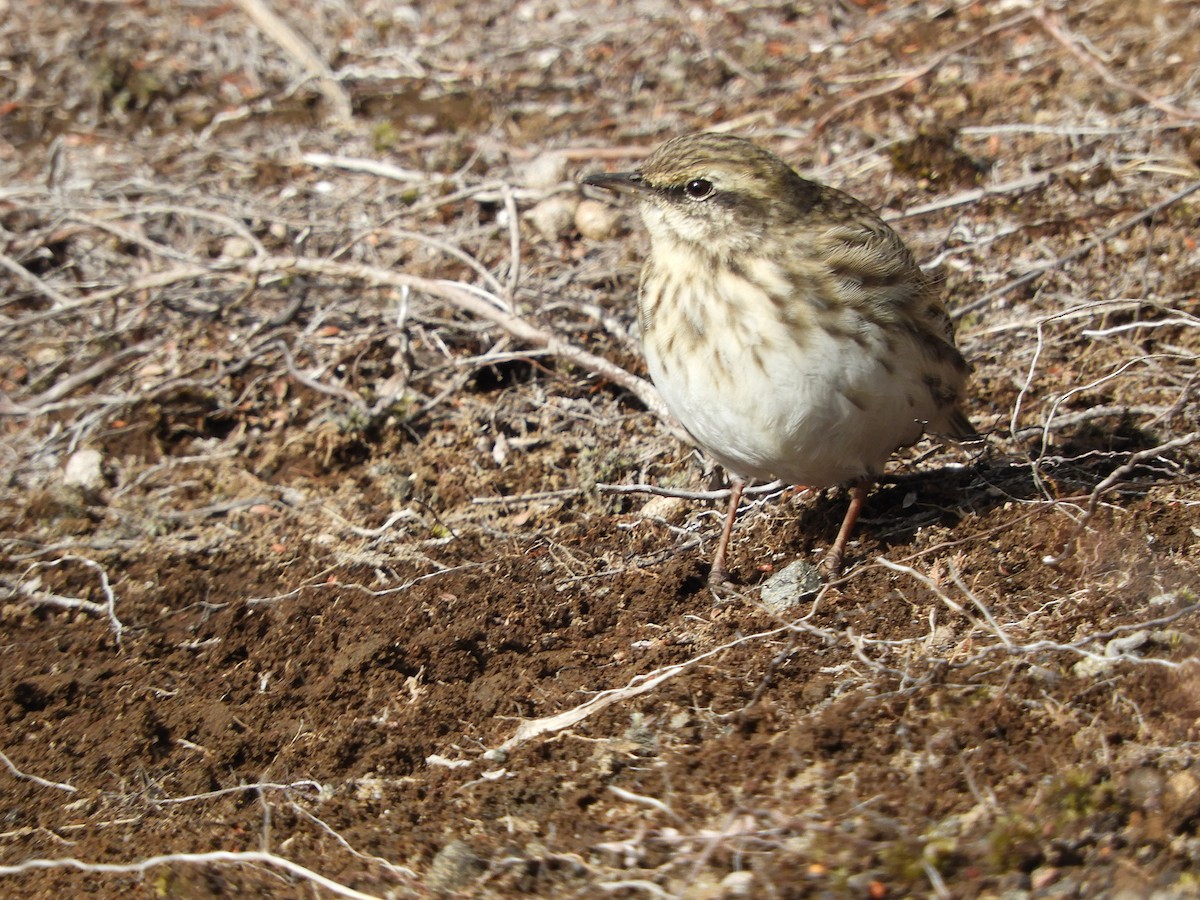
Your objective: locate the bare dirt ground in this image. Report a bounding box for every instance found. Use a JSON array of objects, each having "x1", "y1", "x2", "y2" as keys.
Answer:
[{"x1": 2, "y1": 1, "x2": 1200, "y2": 897}]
